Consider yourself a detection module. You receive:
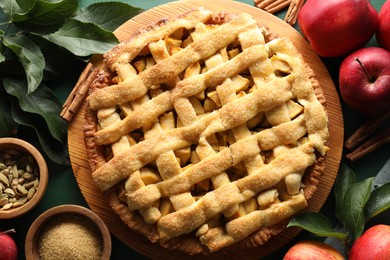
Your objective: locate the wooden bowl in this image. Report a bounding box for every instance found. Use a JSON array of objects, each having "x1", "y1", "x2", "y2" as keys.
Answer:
[
  {"x1": 0, "y1": 137, "x2": 48, "y2": 219},
  {"x1": 25, "y1": 204, "x2": 112, "y2": 260}
]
